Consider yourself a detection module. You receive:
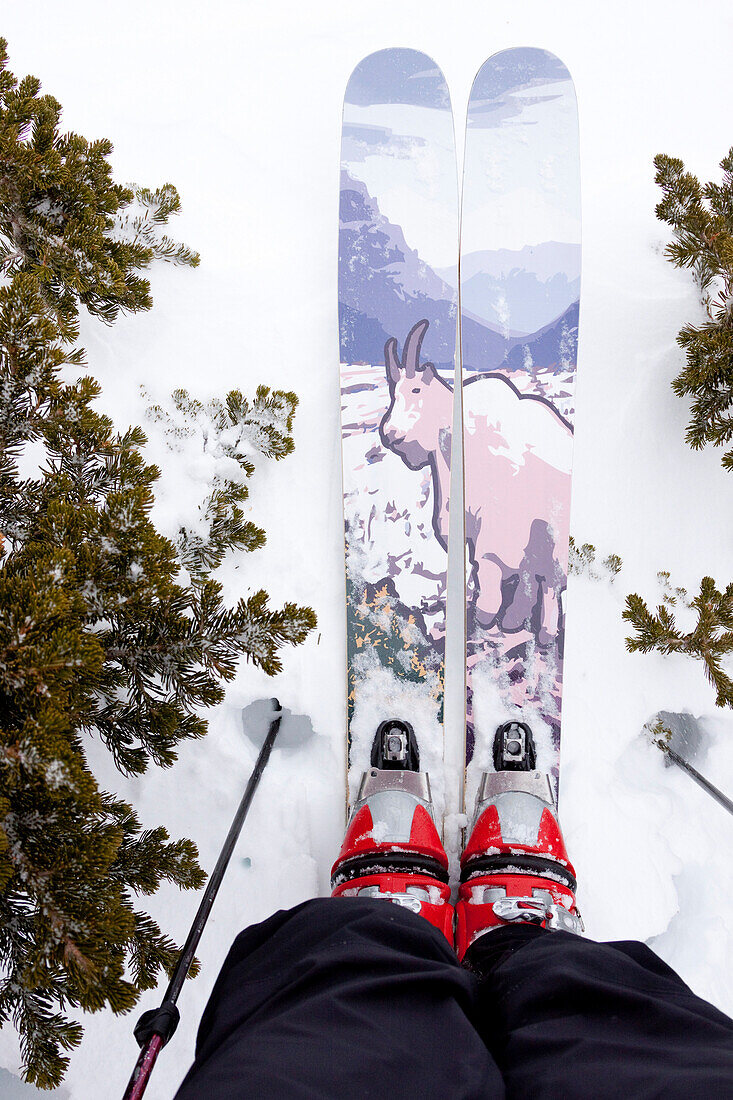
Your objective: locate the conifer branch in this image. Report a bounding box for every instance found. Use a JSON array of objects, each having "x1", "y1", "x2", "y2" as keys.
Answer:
[
  {"x1": 624, "y1": 577, "x2": 733, "y2": 707},
  {"x1": 655, "y1": 149, "x2": 733, "y2": 465},
  {"x1": 0, "y1": 39, "x2": 315, "y2": 1087}
]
